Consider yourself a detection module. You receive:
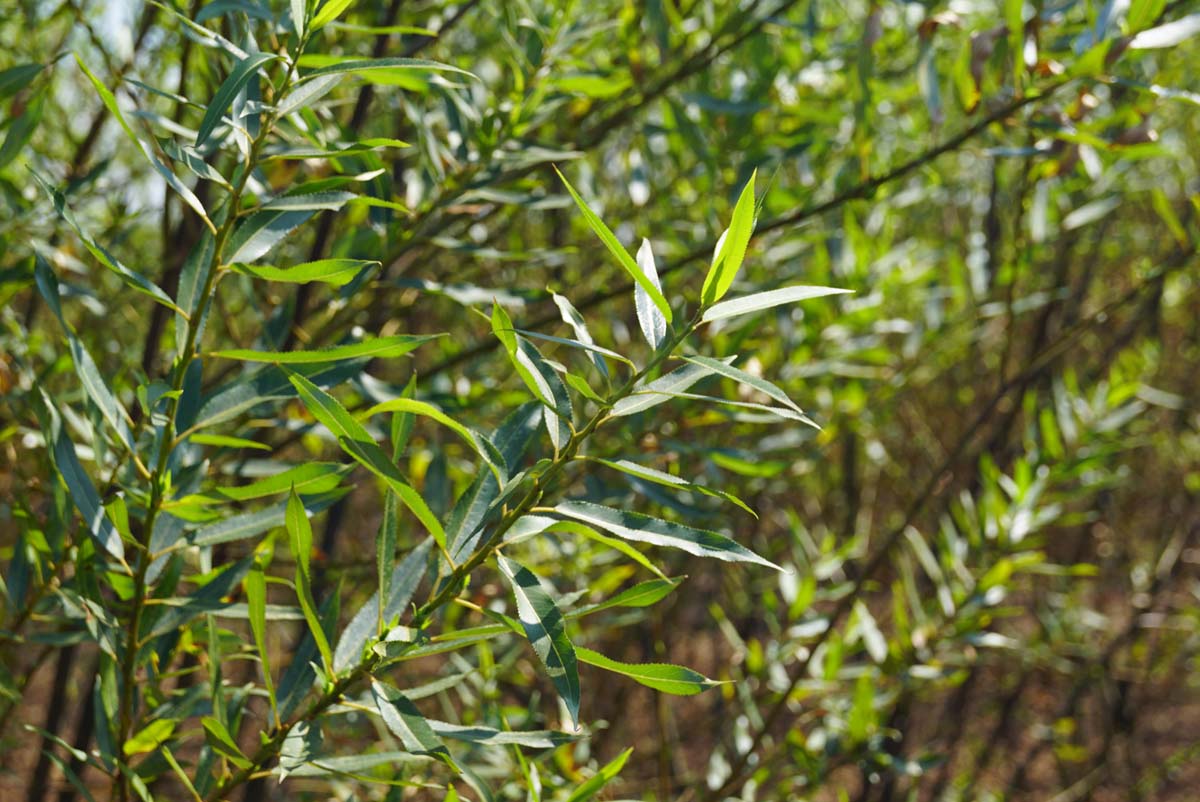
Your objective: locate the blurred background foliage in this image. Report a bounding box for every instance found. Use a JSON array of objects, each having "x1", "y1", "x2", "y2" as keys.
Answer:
[{"x1": 1, "y1": 0, "x2": 1199, "y2": 800}]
